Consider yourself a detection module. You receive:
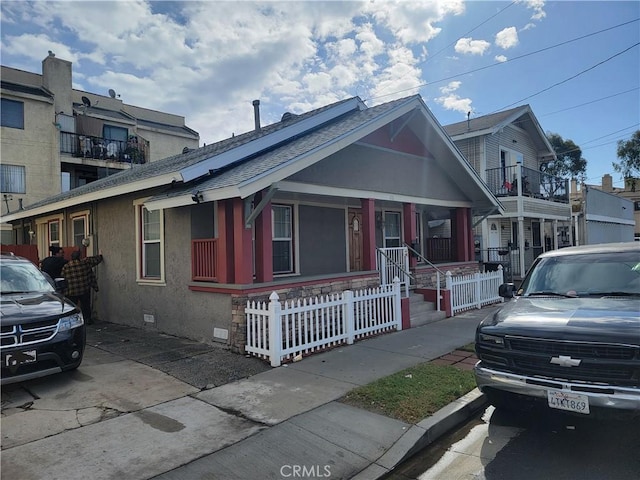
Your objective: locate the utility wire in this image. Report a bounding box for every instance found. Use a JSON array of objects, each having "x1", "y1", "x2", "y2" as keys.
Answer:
[
  {"x1": 492, "y1": 43, "x2": 640, "y2": 112},
  {"x1": 540, "y1": 87, "x2": 640, "y2": 116},
  {"x1": 366, "y1": 18, "x2": 640, "y2": 102},
  {"x1": 372, "y1": 1, "x2": 517, "y2": 99}
]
